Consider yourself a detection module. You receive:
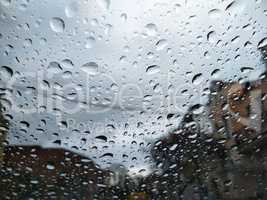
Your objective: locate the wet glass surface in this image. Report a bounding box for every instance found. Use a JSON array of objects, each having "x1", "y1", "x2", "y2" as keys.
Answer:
[{"x1": 0, "y1": 0, "x2": 267, "y2": 199}]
